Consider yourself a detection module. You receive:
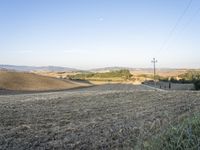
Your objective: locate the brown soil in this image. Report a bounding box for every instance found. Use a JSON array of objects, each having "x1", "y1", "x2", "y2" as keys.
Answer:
[{"x1": 0, "y1": 84, "x2": 200, "y2": 149}]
